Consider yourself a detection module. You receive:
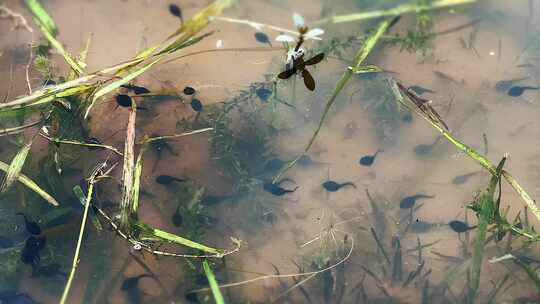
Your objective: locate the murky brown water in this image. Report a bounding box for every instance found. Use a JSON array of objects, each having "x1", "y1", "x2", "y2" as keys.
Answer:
[{"x1": 1, "y1": 0, "x2": 540, "y2": 303}]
